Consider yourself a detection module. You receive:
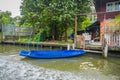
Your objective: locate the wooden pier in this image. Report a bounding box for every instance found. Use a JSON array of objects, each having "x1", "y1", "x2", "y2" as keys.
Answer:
[
  {"x1": 1, "y1": 40, "x2": 120, "y2": 58},
  {"x1": 1, "y1": 41, "x2": 68, "y2": 50},
  {"x1": 85, "y1": 42, "x2": 108, "y2": 58},
  {"x1": 1, "y1": 41, "x2": 104, "y2": 53}
]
